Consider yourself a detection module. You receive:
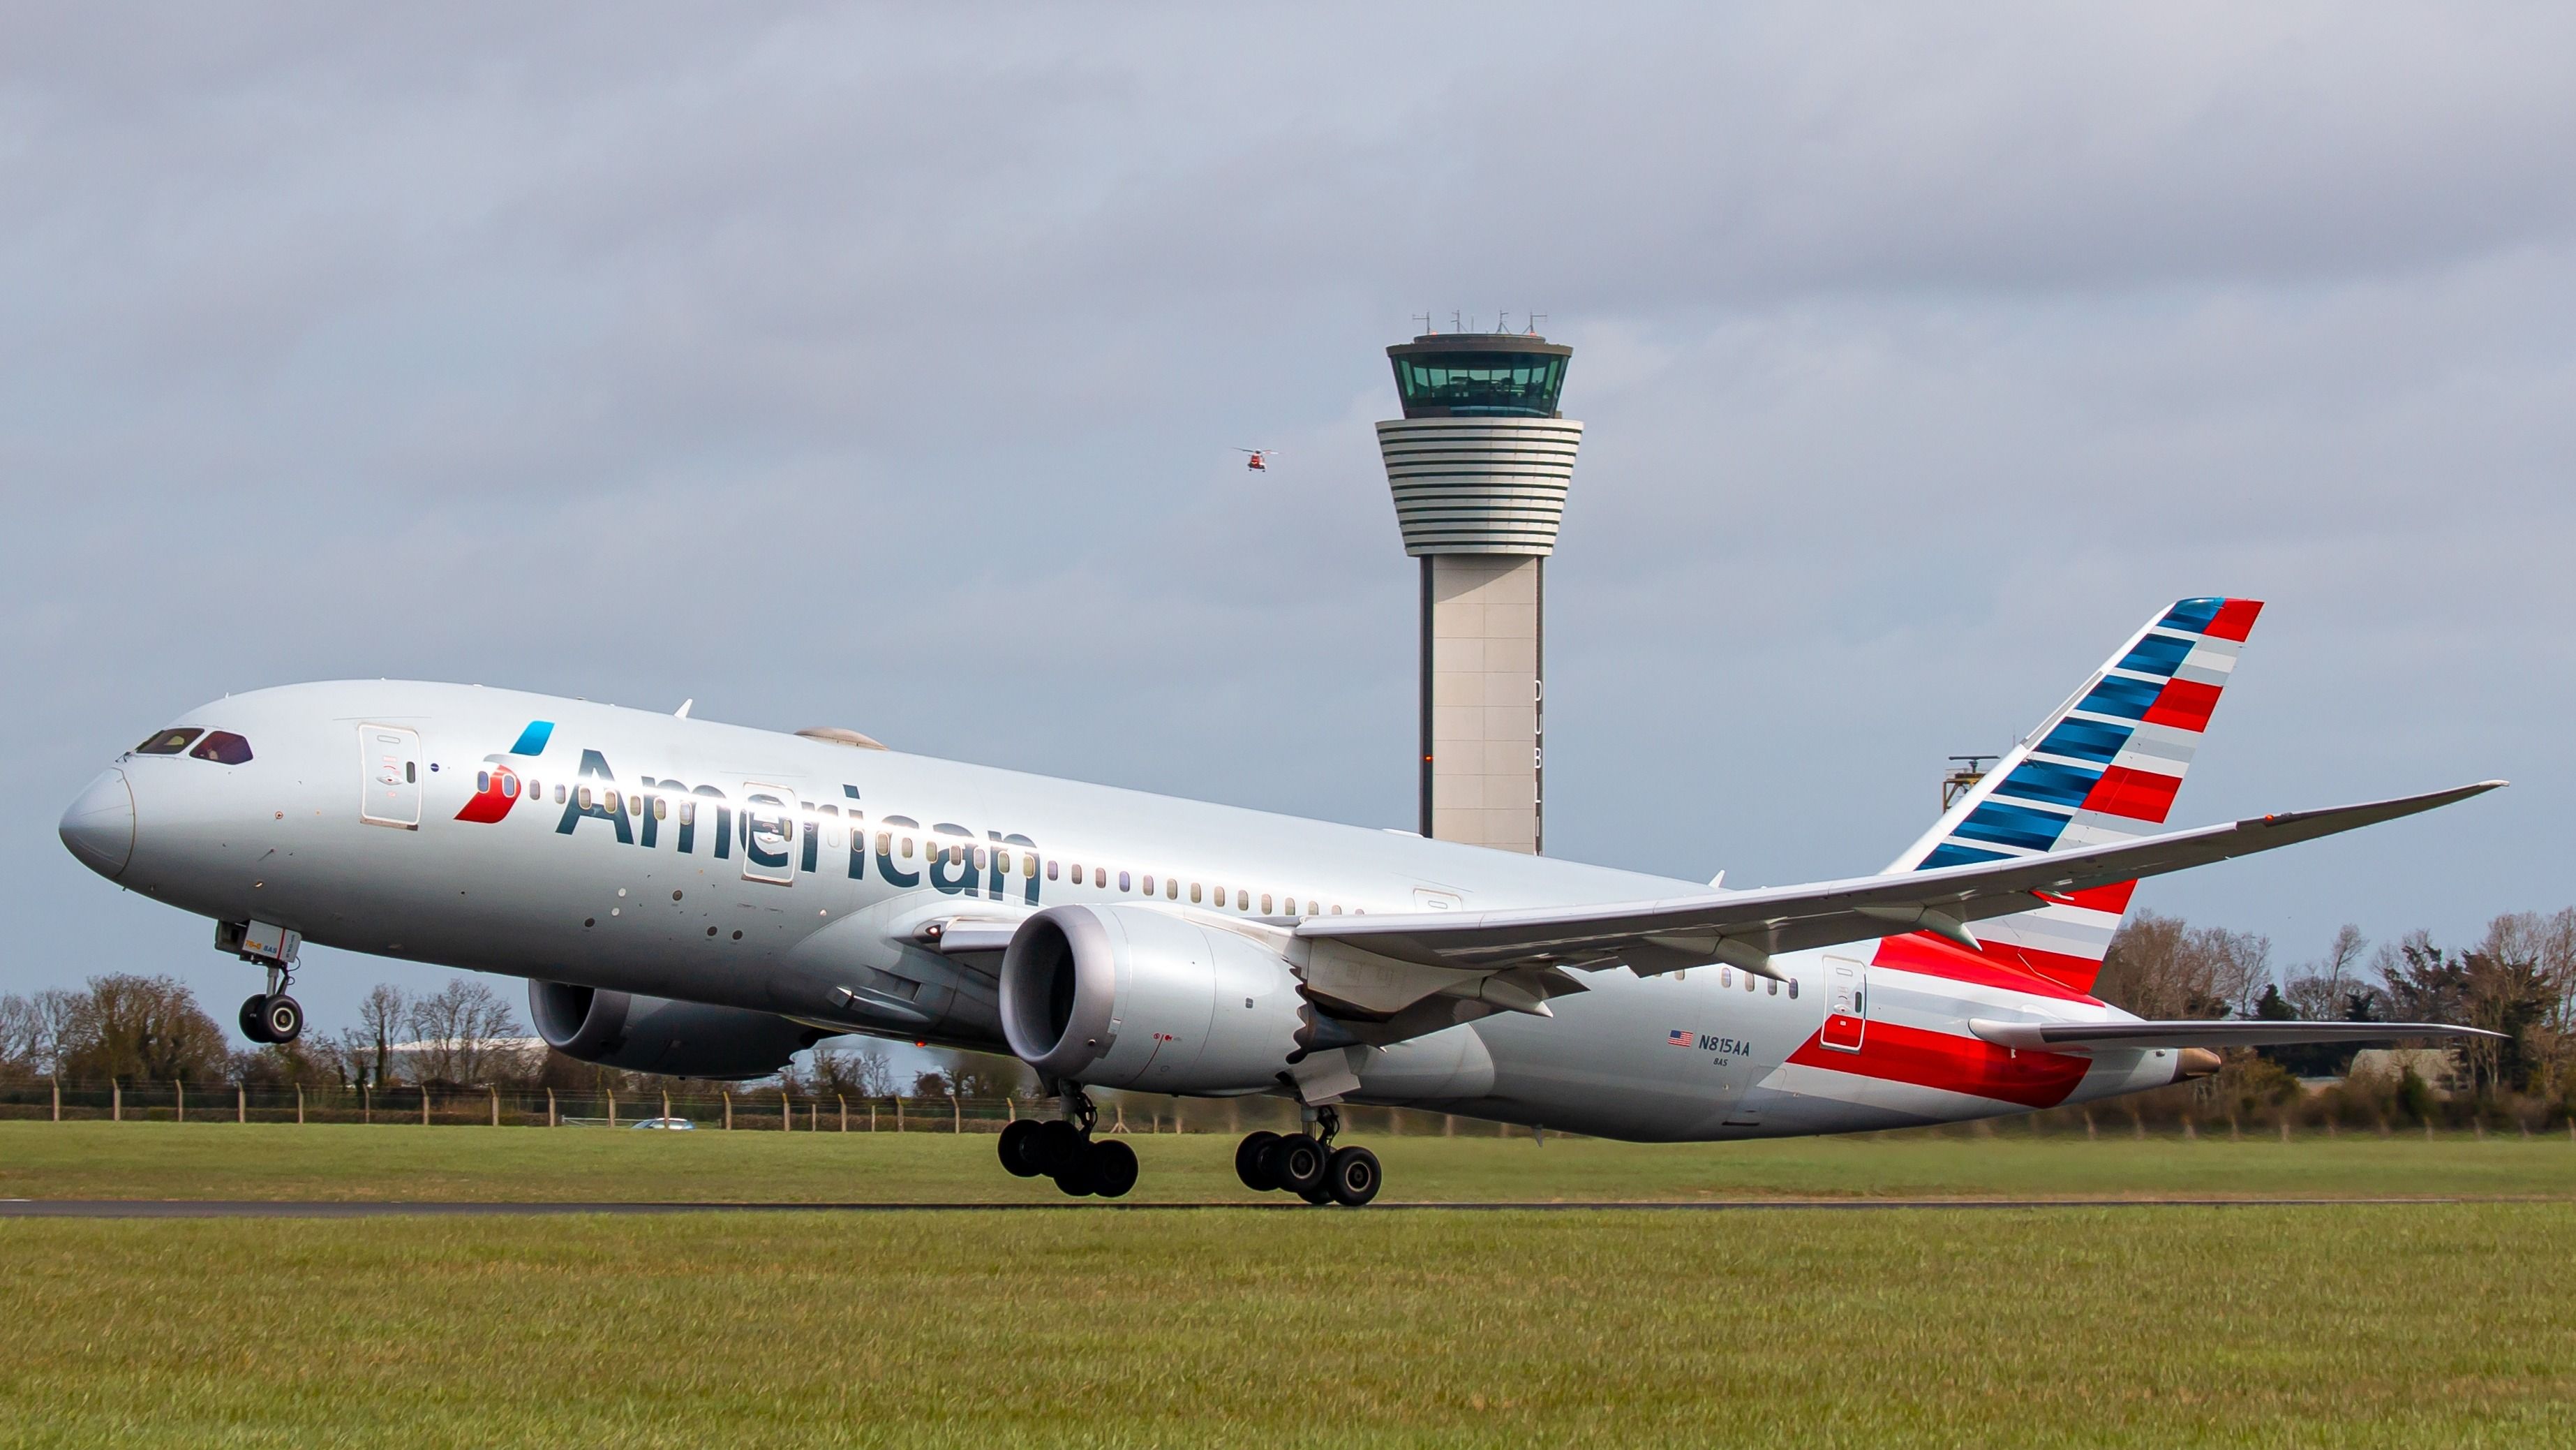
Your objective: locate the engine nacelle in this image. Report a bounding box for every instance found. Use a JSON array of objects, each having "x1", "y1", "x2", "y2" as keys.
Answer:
[
  {"x1": 528, "y1": 981, "x2": 826, "y2": 1080},
  {"x1": 998, "y1": 904, "x2": 1302, "y2": 1093}
]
